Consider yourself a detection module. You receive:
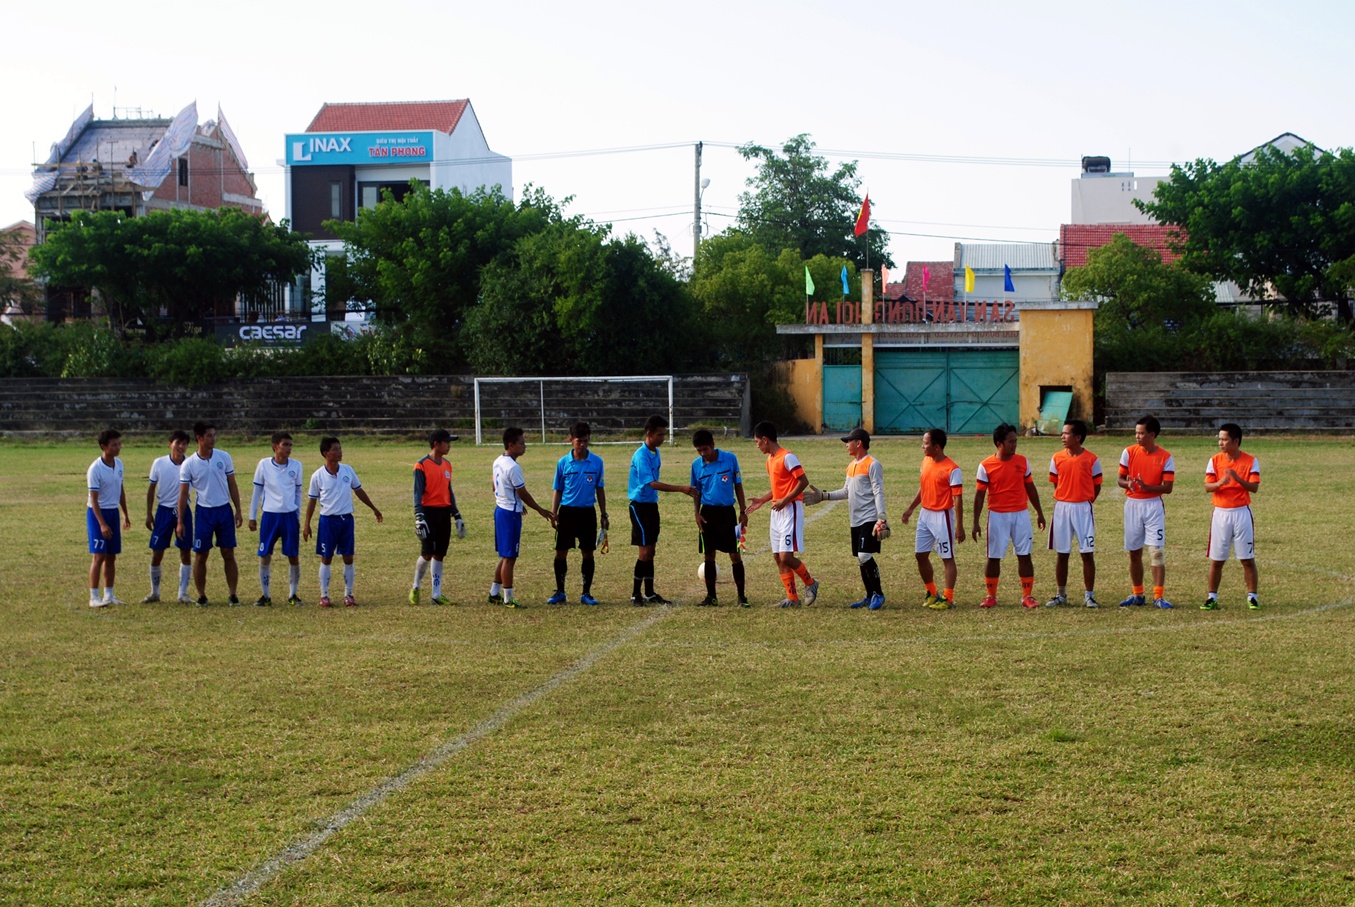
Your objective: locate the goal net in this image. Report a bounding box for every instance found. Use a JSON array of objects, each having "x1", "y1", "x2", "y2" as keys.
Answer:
[{"x1": 473, "y1": 375, "x2": 674, "y2": 445}]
